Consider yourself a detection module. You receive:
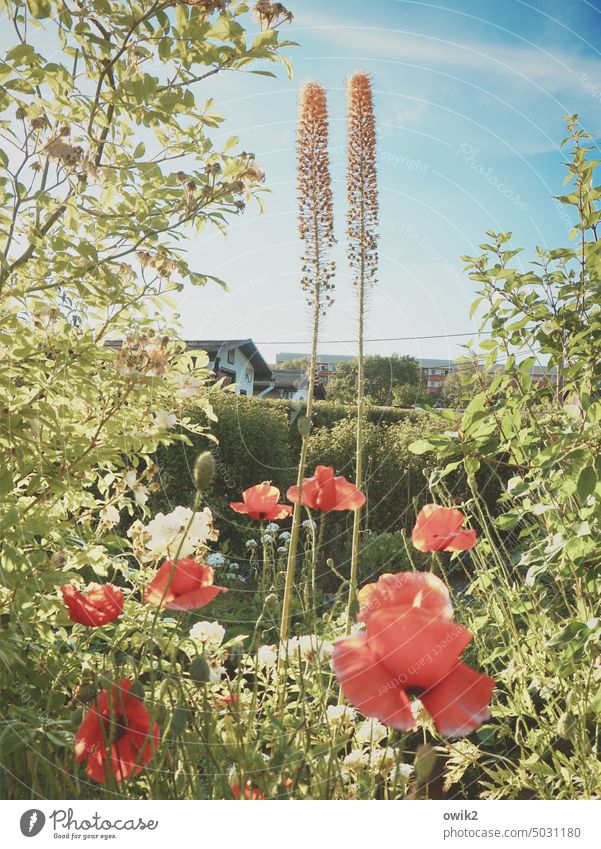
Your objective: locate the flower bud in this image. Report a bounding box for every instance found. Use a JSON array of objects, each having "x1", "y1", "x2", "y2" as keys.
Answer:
[
  {"x1": 171, "y1": 705, "x2": 189, "y2": 733},
  {"x1": 414, "y1": 743, "x2": 437, "y2": 783},
  {"x1": 297, "y1": 415, "x2": 312, "y2": 437},
  {"x1": 193, "y1": 451, "x2": 216, "y2": 493},
  {"x1": 129, "y1": 680, "x2": 145, "y2": 701},
  {"x1": 190, "y1": 655, "x2": 211, "y2": 685}
]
